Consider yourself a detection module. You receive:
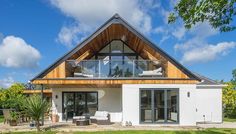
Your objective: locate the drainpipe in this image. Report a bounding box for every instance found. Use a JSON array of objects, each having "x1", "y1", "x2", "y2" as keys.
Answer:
[{"x1": 41, "y1": 84, "x2": 44, "y2": 126}]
